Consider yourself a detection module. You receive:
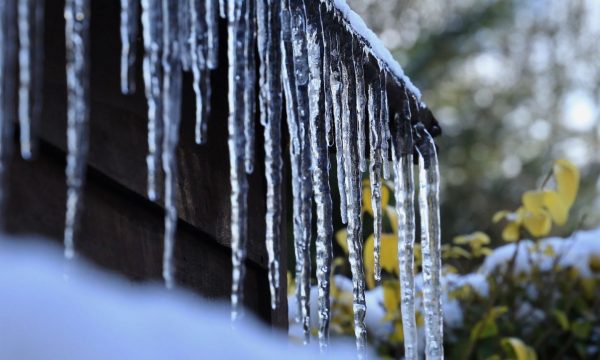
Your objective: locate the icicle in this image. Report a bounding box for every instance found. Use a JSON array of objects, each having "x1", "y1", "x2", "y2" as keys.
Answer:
[
  {"x1": 416, "y1": 124, "x2": 443, "y2": 359},
  {"x1": 30, "y1": 0, "x2": 44, "y2": 155},
  {"x1": 353, "y1": 47, "x2": 366, "y2": 173},
  {"x1": 119, "y1": 0, "x2": 139, "y2": 94},
  {"x1": 190, "y1": 0, "x2": 208, "y2": 144},
  {"x1": 178, "y1": 0, "x2": 191, "y2": 71},
  {"x1": 290, "y1": 0, "x2": 313, "y2": 344},
  {"x1": 228, "y1": 0, "x2": 249, "y2": 322},
  {"x1": 280, "y1": 0, "x2": 303, "y2": 323},
  {"x1": 17, "y1": 0, "x2": 36, "y2": 160},
  {"x1": 205, "y1": 0, "x2": 219, "y2": 69},
  {"x1": 0, "y1": 0, "x2": 6, "y2": 223},
  {"x1": 305, "y1": 1, "x2": 333, "y2": 350},
  {"x1": 328, "y1": 31, "x2": 347, "y2": 224},
  {"x1": 63, "y1": 0, "x2": 91, "y2": 259},
  {"x1": 218, "y1": 0, "x2": 226, "y2": 19},
  {"x1": 0, "y1": 0, "x2": 18, "y2": 226},
  {"x1": 318, "y1": 3, "x2": 334, "y2": 148},
  {"x1": 258, "y1": 0, "x2": 283, "y2": 310},
  {"x1": 341, "y1": 38, "x2": 367, "y2": 356},
  {"x1": 392, "y1": 102, "x2": 418, "y2": 359},
  {"x1": 243, "y1": 0, "x2": 256, "y2": 174},
  {"x1": 141, "y1": 0, "x2": 163, "y2": 201},
  {"x1": 161, "y1": 0, "x2": 183, "y2": 289},
  {"x1": 18, "y1": 0, "x2": 45, "y2": 160},
  {"x1": 380, "y1": 71, "x2": 390, "y2": 179},
  {"x1": 367, "y1": 77, "x2": 383, "y2": 283}
]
